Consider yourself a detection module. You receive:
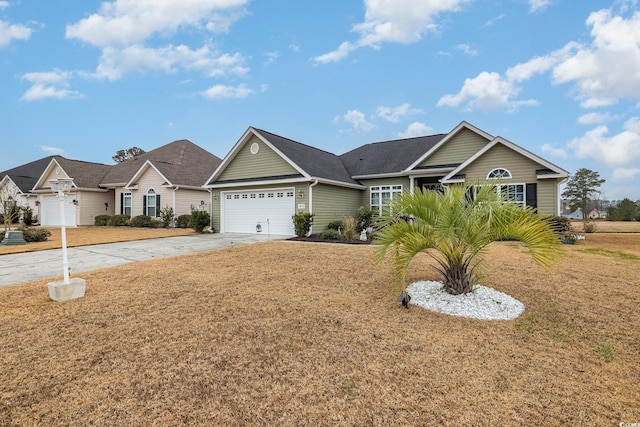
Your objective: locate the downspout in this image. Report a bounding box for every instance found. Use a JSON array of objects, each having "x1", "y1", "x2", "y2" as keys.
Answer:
[
  {"x1": 308, "y1": 179, "x2": 319, "y2": 234},
  {"x1": 207, "y1": 188, "x2": 214, "y2": 232},
  {"x1": 172, "y1": 187, "x2": 178, "y2": 228}
]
